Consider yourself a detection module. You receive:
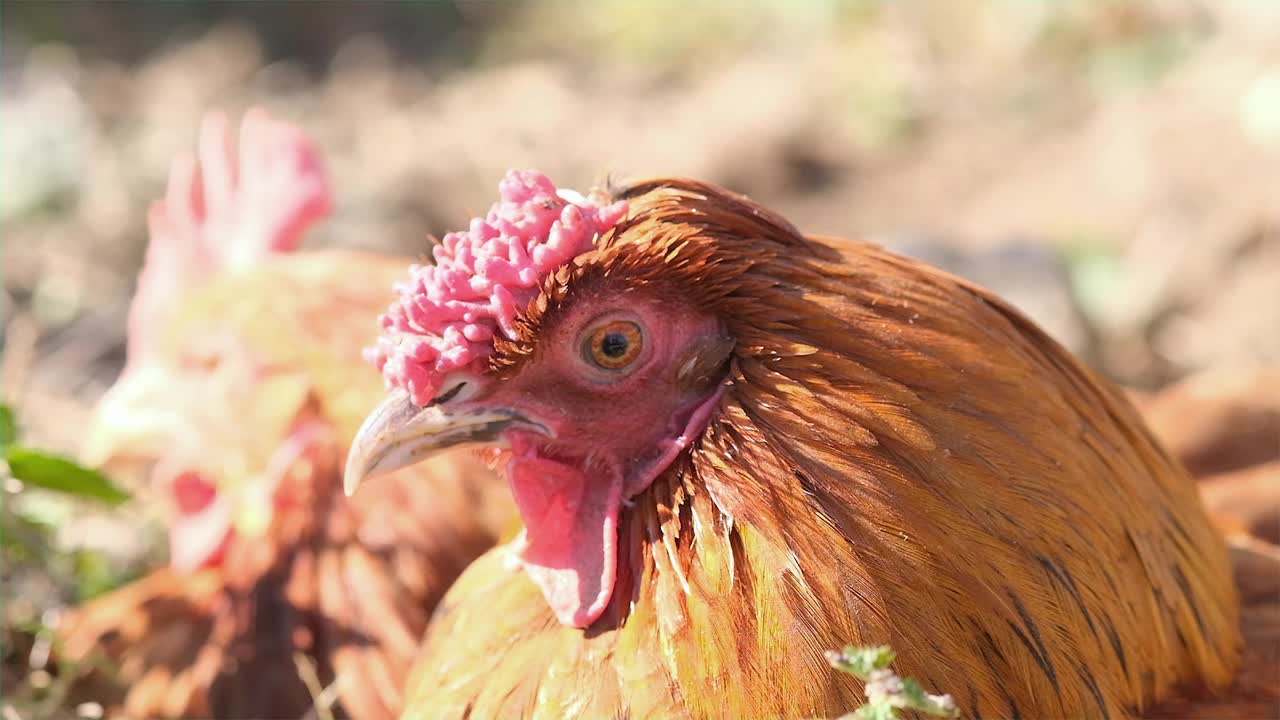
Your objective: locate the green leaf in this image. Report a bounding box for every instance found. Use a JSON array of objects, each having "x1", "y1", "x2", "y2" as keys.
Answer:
[
  {"x1": 826, "y1": 645, "x2": 895, "y2": 679},
  {"x1": 4, "y1": 446, "x2": 130, "y2": 505},
  {"x1": 901, "y1": 677, "x2": 930, "y2": 707},
  {"x1": 851, "y1": 705, "x2": 898, "y2": 720},
  {"x1": 825, "y1": 644, "x2": 960, "y2": 720},
  {"x1": 0, "y1": 402, "x2": 17, "y2": 448}
]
